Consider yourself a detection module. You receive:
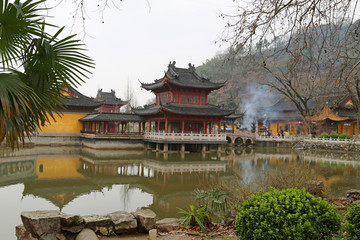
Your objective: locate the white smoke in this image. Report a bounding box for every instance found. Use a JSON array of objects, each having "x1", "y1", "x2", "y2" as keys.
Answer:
[{"x1": 240, "y1": 83, "x2": 276, "y2": 130}]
